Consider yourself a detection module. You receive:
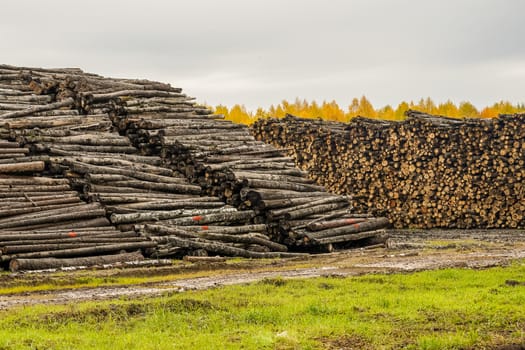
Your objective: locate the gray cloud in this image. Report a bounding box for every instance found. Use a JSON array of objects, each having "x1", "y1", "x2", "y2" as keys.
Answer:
[{"x1": 1, "y1": 0, "x2": 524, "y2": 110}]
